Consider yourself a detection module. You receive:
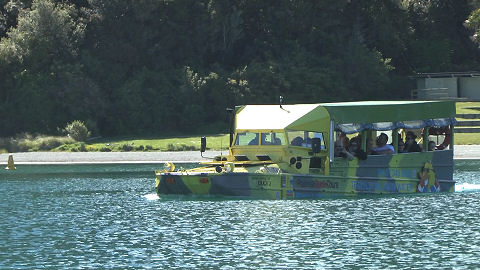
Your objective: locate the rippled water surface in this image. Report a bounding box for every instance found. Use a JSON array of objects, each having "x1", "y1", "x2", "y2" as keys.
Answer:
[{"x1": 1, "y1": 161, "x2": 480, "y2": 269}]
